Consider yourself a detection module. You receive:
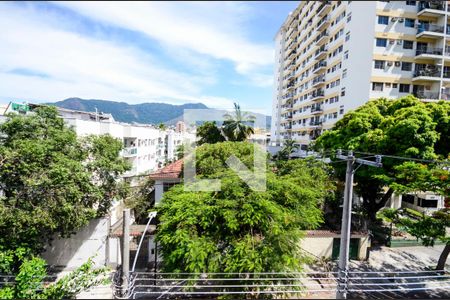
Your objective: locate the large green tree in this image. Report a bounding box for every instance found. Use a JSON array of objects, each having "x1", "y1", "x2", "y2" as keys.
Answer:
[
  {"x1": 314, "y1": 96, "x2": 450, "y2": 220},
  {"x1": 156, "y1": 142, "x2": 333, "y2": 275},
  {"x1": 0, "y1": 106, "x2": 130, "y2": 257},
  {"x1": 196, "y1": 121, "x2": 226, "y2": 145}
]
